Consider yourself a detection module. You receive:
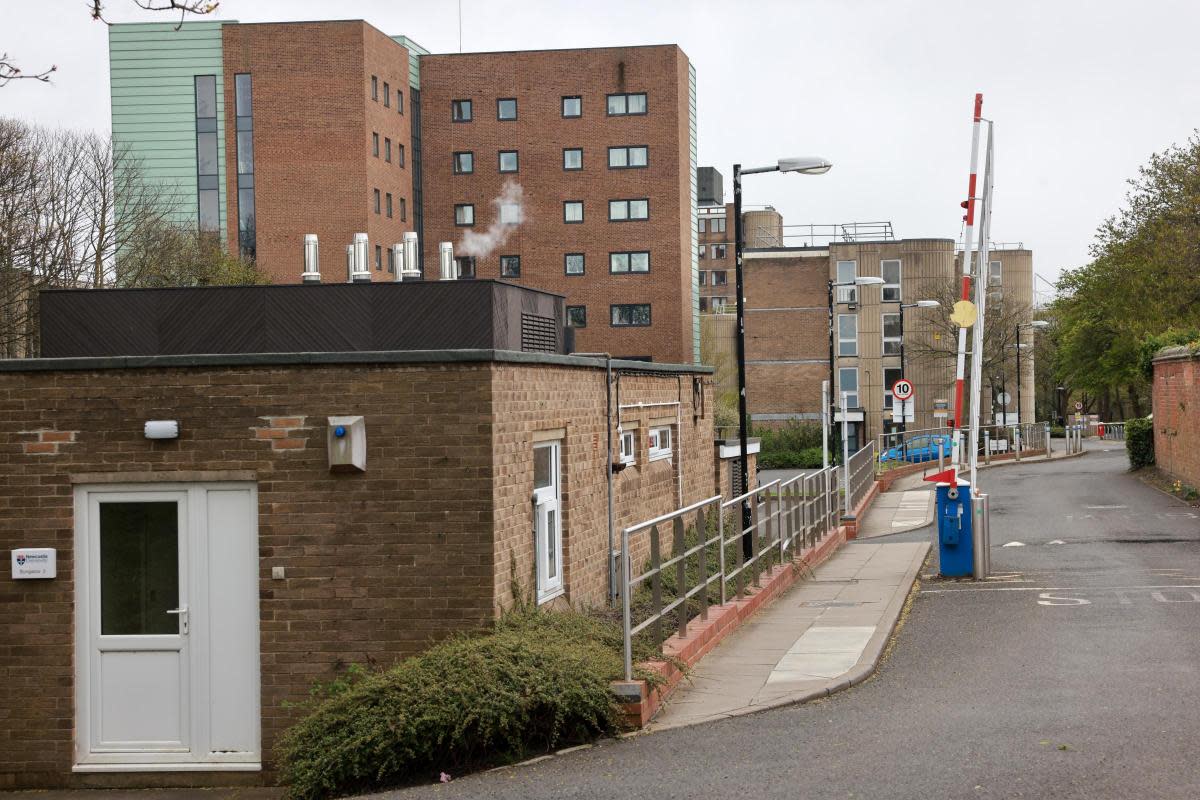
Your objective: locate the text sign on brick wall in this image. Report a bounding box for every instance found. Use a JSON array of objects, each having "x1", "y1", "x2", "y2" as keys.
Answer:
[{"x1": 11, "y1": 548, "x2": 56, "y2": 579}]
